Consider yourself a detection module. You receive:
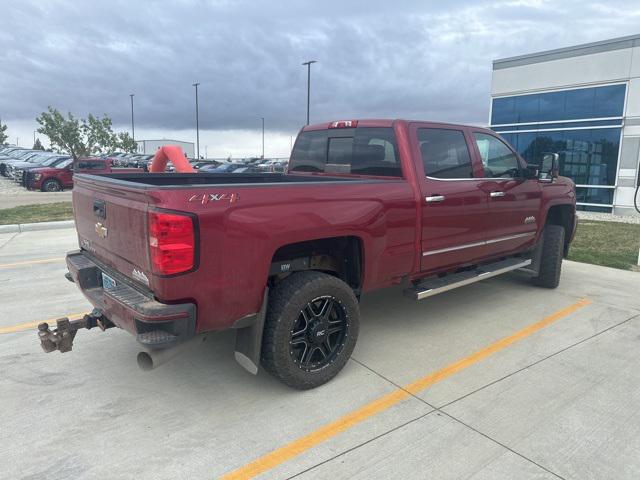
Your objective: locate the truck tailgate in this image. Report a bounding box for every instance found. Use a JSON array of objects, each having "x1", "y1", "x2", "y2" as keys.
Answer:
[{"x1": 73, "y1": 176, "x2": 151, "y2": 280}]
